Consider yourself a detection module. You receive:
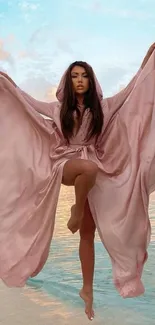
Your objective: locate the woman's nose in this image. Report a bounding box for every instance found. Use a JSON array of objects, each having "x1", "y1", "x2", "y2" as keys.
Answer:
[{"x1": 77, "y1": 76, "x2": 82, "y2": 83}]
